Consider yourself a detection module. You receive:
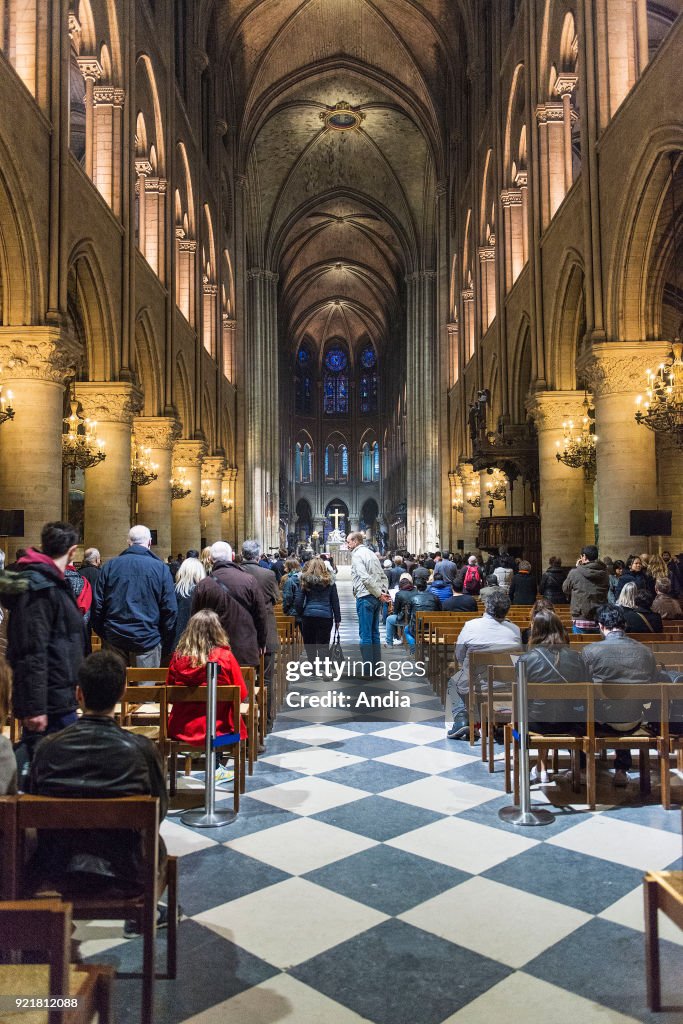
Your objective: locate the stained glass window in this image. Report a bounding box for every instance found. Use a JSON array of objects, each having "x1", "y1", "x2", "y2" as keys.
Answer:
[
  {"x1": 295, "y1": 374, "x2": 312, "y2": 414},
  {"x1": 362, "y1": 442, "x2": 371, "y2": 482},
  {"x1": 373, "y1": 441, "x2": 380, "y2": 480},
  {"x1": 302, "y1": 443, "x2": 312, "y2": 482},
  {"x1": 360, "y1": 372, "x2": 378, "y2": 413},
  {"x1": 325, "y1": 347, "x2": 347, "y2": 372},
  {"x1": 340, "y1": 445, "x2": 348, "y2": 480},
  {"x1": 360, "y1": 345, "x2": 376, "y2": 369},
  {"x1": 297, "y1": 347, "x2": 310, "y2": 365},
  {"x1": 324, "y1": 371, "x2": 348, "y2": 413}
]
